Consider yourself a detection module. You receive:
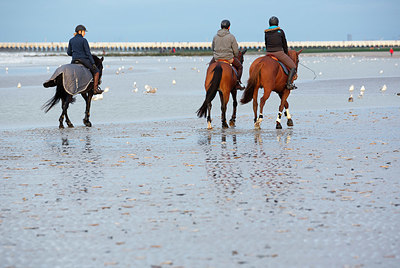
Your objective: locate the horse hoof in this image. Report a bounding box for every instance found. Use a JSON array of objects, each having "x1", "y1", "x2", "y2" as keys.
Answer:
[
  {"x1": 83, "y1": 120, "x2": 92, "y2": 127},
  {"x1": 207, "y1": 122, "x2": 212, "y2": 129},
  {"x1": 287, "y1": 119, "x2": 294, "y2": 127},
  {"x1": 254, "y1": 122, "x2": 261, "y2": 129},
  {"x1": 59, "y1": 125, "x2": 64, "y2": 129},
  {"x1": 222, "y1": 124, "x2": 229, "y2": 129},
  {"x1": 276, "y1": 122, "x2": 282, "y2": 129},
  {"x1": 67, "y1": 123, "x2": 74, "y2": 128},
  {"x1": 229, "y1": 120, "x2": 235, "y2": 127}
]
